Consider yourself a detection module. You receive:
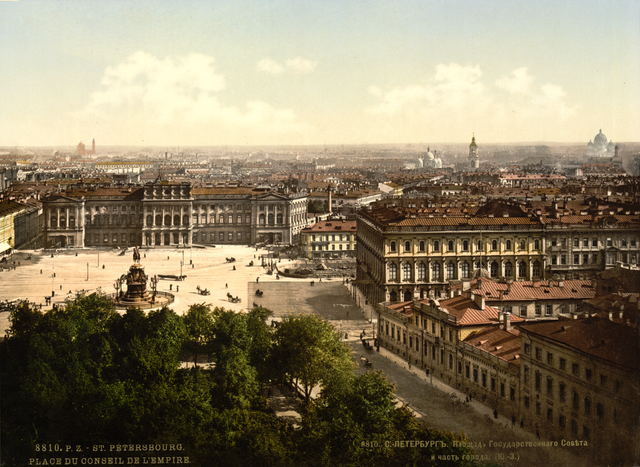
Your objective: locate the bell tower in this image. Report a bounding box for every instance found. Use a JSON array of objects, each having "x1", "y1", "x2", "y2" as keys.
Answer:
[{"x1": 469, "y1": 133, "x2": 479, "y2": 170}]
